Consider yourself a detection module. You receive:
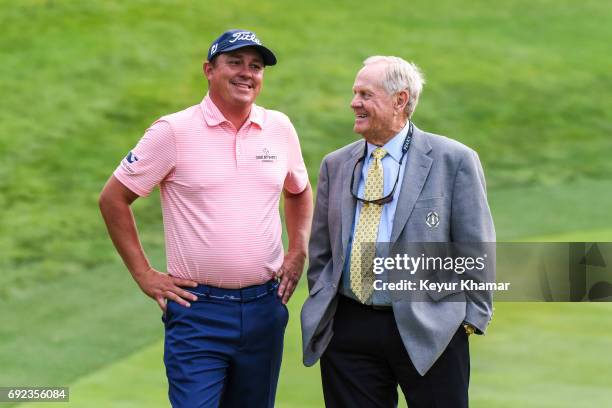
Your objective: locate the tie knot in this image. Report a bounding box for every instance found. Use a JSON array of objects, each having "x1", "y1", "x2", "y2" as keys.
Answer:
[{"x1": 372, "y1": 148, "x2": 387, "y2": 160}]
